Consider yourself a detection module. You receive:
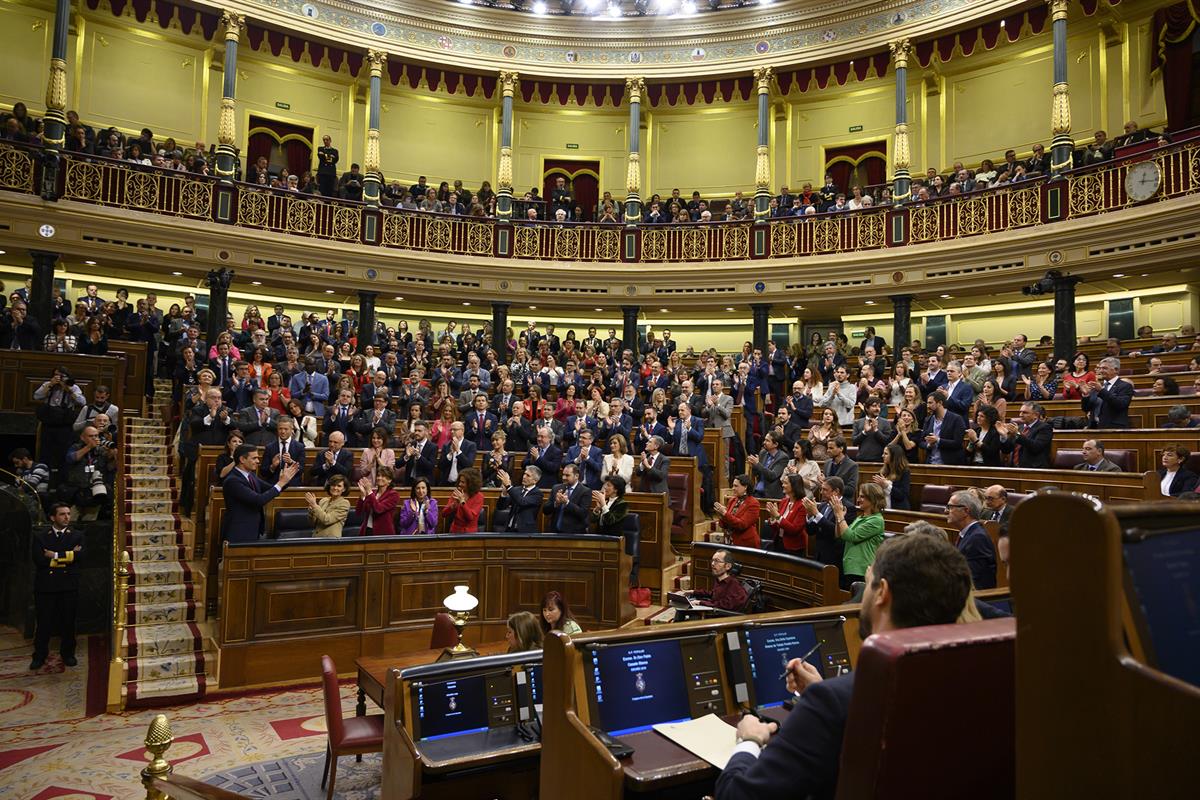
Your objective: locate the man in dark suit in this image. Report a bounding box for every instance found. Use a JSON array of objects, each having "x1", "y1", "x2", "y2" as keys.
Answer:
[
  {"x1": 223, "y1": 361, "x2": 256, "y2": 411},
  {"x1": 823, "y1": 437, "x2": 859, "y2": 503},
  {"x1": 403, "y1": 421, "x2": 438, "y2": 485},
  {"x1": 801, "y1": 477, "x2": 853, "y2": 568},
  {"x1": 261, "y1": 418, "x2": 306, "y2": 489},
  {"x1": 351, "y1": 392, "x2": 397, "y2": 447},
  {"x1": 982, "y1": 485, "x2": 1014, "y2": 535},
  {"x1": 533, "y1": 403, "x2": 565, "y2": 448},
  {"x1": 1000, "y1": 402, "x2": 1053, "y2": 469},
  {"x1": 438, "y1": 422, "x2": 477, "y2": 487},
  {"x1": 464, "y1": 393, "x2": 499, "y2": 451},
  {"x1": 312, "y1": 430, "x2": 354, "y2": 483},
  {"x1": 324, "y1": 388, "x2": 358, "y2": 443},
  {"x1": 1, "y1": 300, "x2": 42, "y2": 350},
  {"x1": 1003, "y1": 334, "x2": 1037, "y2": 379},
  {"x1": 524, "y1": 427, "x2": 563, "y2": 489},
  {"x1": 634, "y1": 435, "x2": 670, "y2": 494},
  {"x1": 1074, "y1": 439, "x2": 1123, "y2": 472},
  {"x1": 189, "y1": 388, "x2": 233, "y2": 447},
  {"x1": 947, "y1": 490, "x2": 997, "y2": 589},
  {"x1": 266, "y1": 305, "x2": 287, "y2": 334},
  {"x1": 942, "y1": 361, "x2": 976, "y2": 425},
  {"x1": 502, "y1": 400, "x2": 535, "y2": 454},
  {"x1": 861, "y1": 326, "x2": 887, "y2": 356},
  {"x1": 497, "y1": 465, "x2": 544, "y2": 533},
  {"x1": 916, "y1": 354, "x2": 948, "y2": 399},
  {"x1": 851, "y1": 399, "x2": 892, "y2": 462},
  {"x1": 632, "y1": 408, "x2": 669, "y2": 455},
  {"x1": 234, "y1": 389, "x2": 278, "y2": 447},
  {"x1": 542, "y1": 463, "x2": 591, "y2": 534},
  {"x1": 920, "y1": 391, "x2": 967, "y2": 465},
  {"x1": 30, "y1": 502, "x2": 85, "y2": 669},
  {"x1": 1080, "y1": 356, "x2": 1133, "y2": 429},
  {"x1": 566, "y1": 429, "x2": 604, "y2": 490},
  {"x1": 222, "y1": 445, "x2": 300, "y2": 544},
  {"x1": 717, "y1": 534, "x2": 972, "y2": 800}
]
